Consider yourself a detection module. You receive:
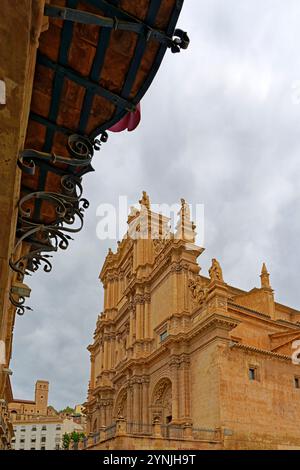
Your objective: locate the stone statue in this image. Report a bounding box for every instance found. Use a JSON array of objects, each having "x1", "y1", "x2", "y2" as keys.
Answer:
[
  {"x1": 139, "y1": 191, "x2": 150, "y2": 210},
  {"x1": 209, "y1": 258, "x2": 223, "y2": 282}
]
